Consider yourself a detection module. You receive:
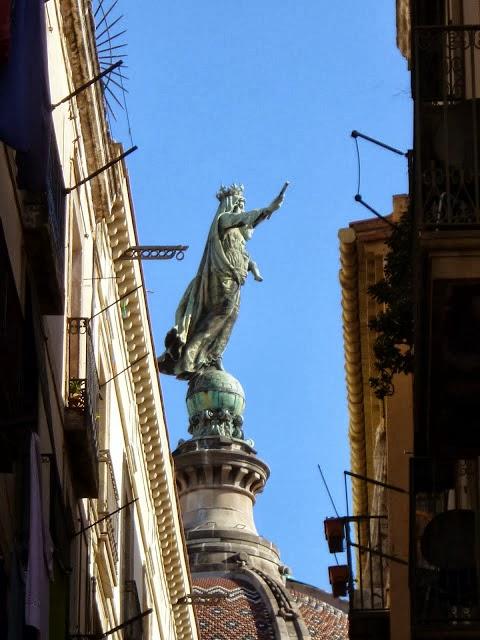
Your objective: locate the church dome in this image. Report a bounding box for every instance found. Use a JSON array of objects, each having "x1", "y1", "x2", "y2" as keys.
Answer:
[{"x1": 191, "y1": 573, "x2": 348, "y2": 640}]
